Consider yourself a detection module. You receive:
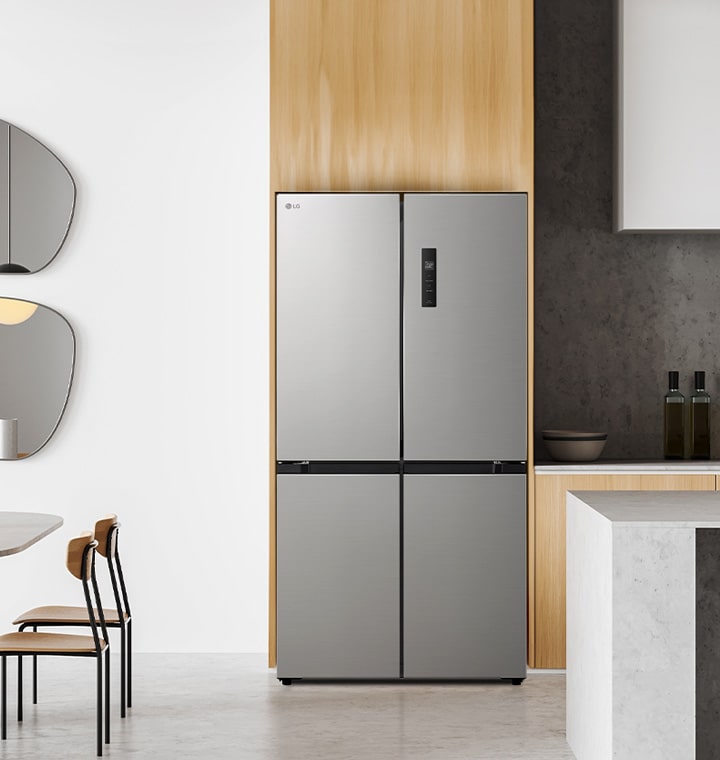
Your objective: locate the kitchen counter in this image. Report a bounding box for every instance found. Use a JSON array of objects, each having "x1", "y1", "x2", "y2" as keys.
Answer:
[
  {"x1": 568, "y1": 489, "x2": 720, "y2": 526},
  {"x1": 566, "y1": 490, "x2": 720, "y2": 760},
  {"x1": 531, "y1": 465, "x2": 717, "y2": 670},
  {"x1": 535, "y1": 459, "x2": 720, "y2": 473}
]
